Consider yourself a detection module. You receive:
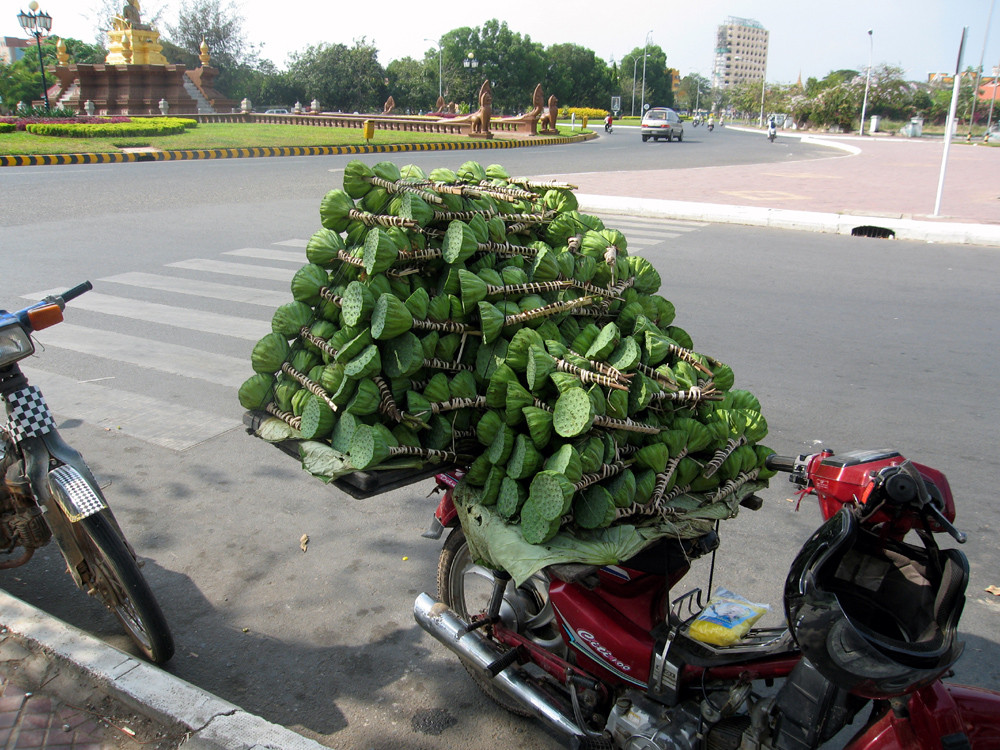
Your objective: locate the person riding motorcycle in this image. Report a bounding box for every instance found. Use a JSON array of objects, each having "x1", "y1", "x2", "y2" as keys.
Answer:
[
  {"x1": 604, "y1": 114, "x2": 613, "y2": 133},
  {"x1": 768, "y1": 115, "x2": 777, "y2": 141},
  {"x1": 707, "y1": 115, "x2": 715, "y2": 132}
]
